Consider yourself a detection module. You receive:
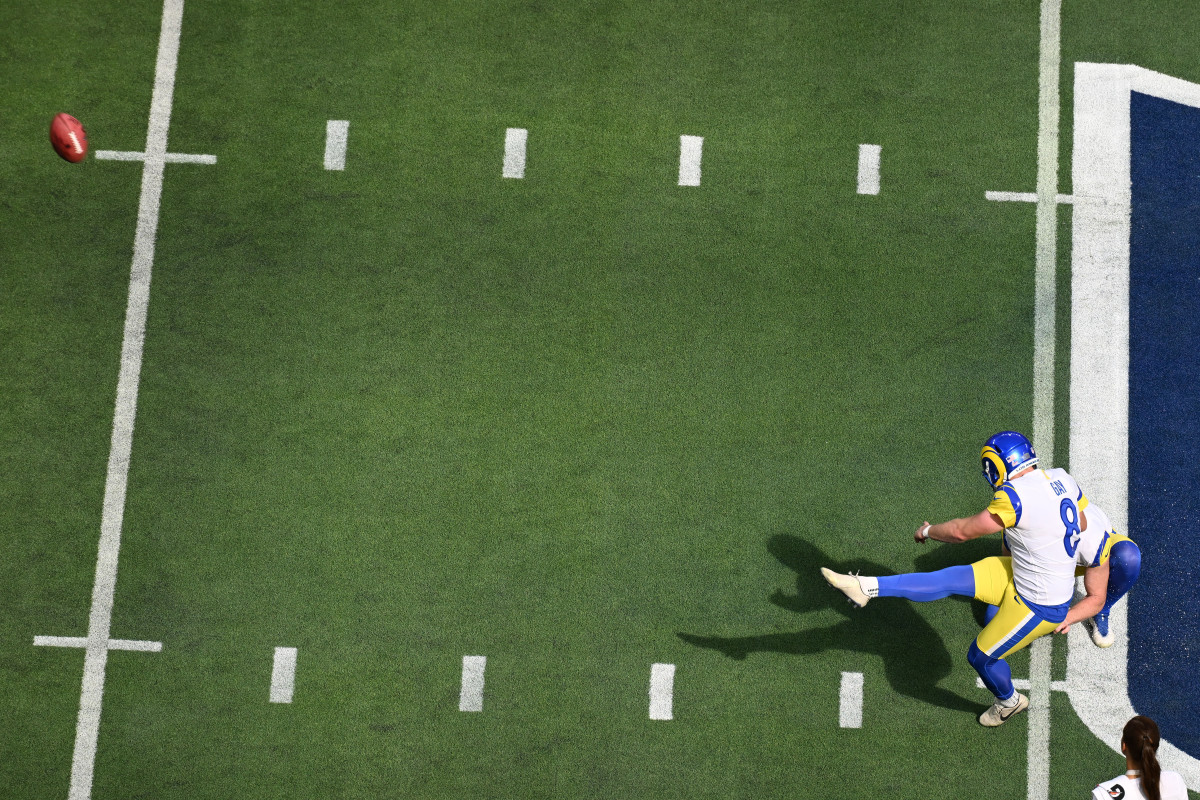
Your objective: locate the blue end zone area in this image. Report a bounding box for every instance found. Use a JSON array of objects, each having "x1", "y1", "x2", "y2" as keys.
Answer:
[{"x1": 1128, "y1": 90, "x2": 1200, "y2": 758}]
